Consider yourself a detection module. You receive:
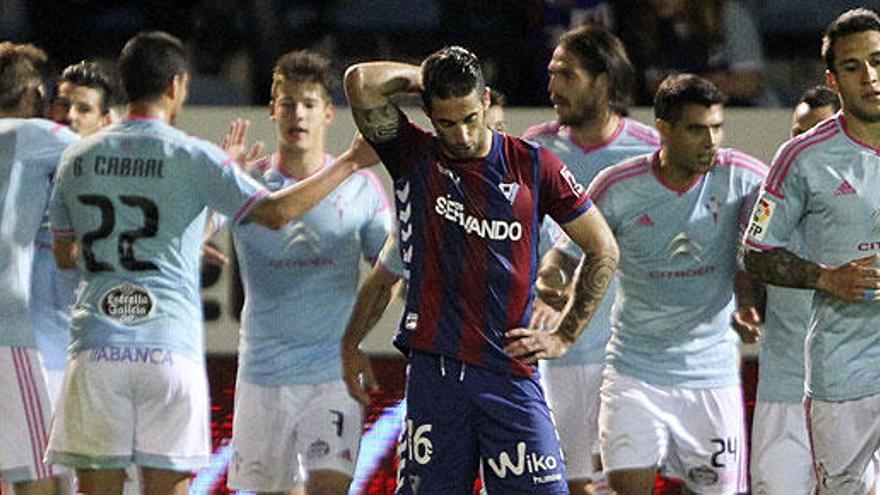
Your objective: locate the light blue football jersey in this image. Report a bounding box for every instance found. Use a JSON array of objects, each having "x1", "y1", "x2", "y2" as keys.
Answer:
[
  {"x1": 0, "y1": 118, "x2": 78, "y2": 348},
  {"x1": 378, "y1": 232, "x2": 405, "y2": 279},
  {"x1": 744, "y1": 115, "x2": 880, "y2": 401},
  {"x1": 31, "y1": 224, "x2": 79, "y2": 370},
  {"x1": 587, "y1": 148, "x2": 767, "y2": 387},
  {"x1": 523, "y1": 118, "x2": 659, "y2": 367},
  {"x1": 755, "y1": 227, "x2": 812, "y2": 403},
  {"x1": 49, "y1": 117, "x2": 267, "y2": 361},
  {"x1": 234, "y1": 154, "x2": 392, "y2": 386}
]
